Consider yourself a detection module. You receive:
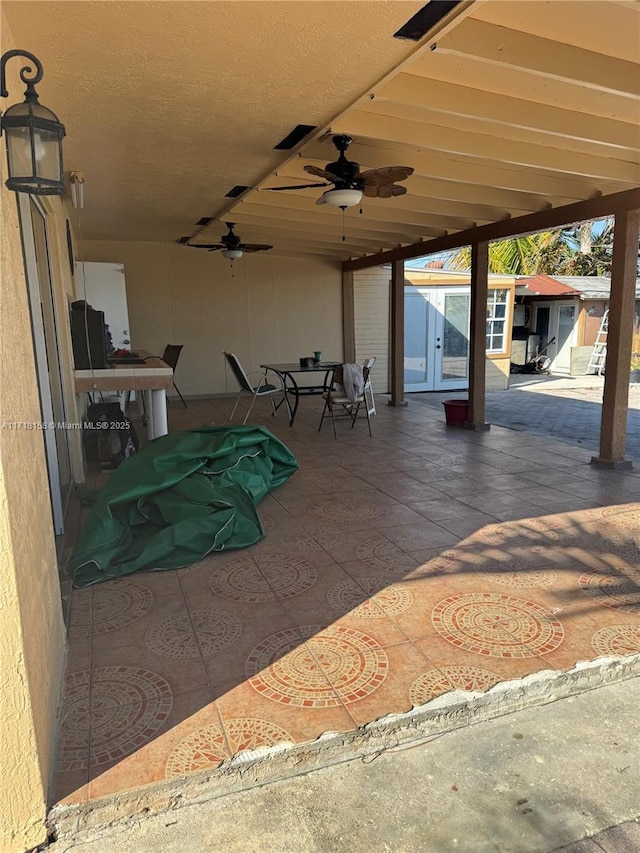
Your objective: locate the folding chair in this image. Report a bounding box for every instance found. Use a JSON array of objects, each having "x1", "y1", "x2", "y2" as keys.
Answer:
[
  {"x1": 362, "y1": 356, "x2": 376, "y2": 416},
  {"x1": 318, "y1": 362, "x2": 372, "y2": 439},
  {"x1": 222, "y1": 351, "x2": 289, "y2": 425}
]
